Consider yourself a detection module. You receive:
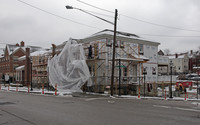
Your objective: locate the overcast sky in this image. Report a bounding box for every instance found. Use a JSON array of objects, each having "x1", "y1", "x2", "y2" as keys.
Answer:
[{"x1": 0, "y1": 0, "x2": 200, "y2": 53}]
